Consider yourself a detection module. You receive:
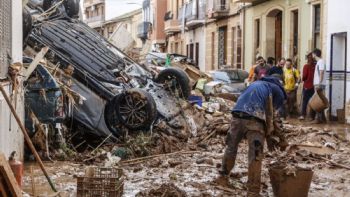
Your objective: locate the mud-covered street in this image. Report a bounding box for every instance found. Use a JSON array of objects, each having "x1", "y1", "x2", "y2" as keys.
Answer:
[
  {"x1": 2, "y1": 0, "x2": 350, "y2": 197},
  {"x1": 22, "y1": 120, "x2": 350, "y2": 197}
]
